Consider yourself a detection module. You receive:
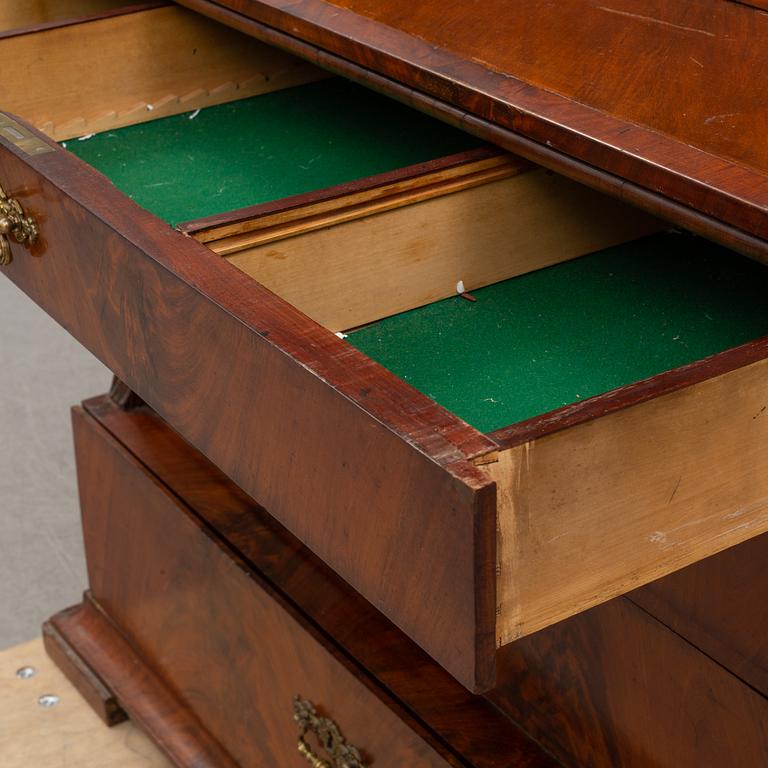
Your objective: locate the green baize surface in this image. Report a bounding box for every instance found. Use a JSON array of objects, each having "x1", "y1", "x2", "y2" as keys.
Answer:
[
  {"x1": 348, "y1": 233, "x2": 768, "y2": 433},
  {"x1": 64, "y1": 78, "x2": 482, "y2": 226}
]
